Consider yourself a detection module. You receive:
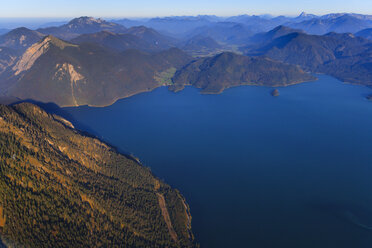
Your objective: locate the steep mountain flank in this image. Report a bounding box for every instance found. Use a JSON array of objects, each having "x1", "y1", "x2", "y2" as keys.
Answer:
[
  {"x1": 0, "y1": 102, "x2": 195, "y2": 247},
  {"x1": 0, "y1": 47, "x2": 19, "y2": 76}
]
